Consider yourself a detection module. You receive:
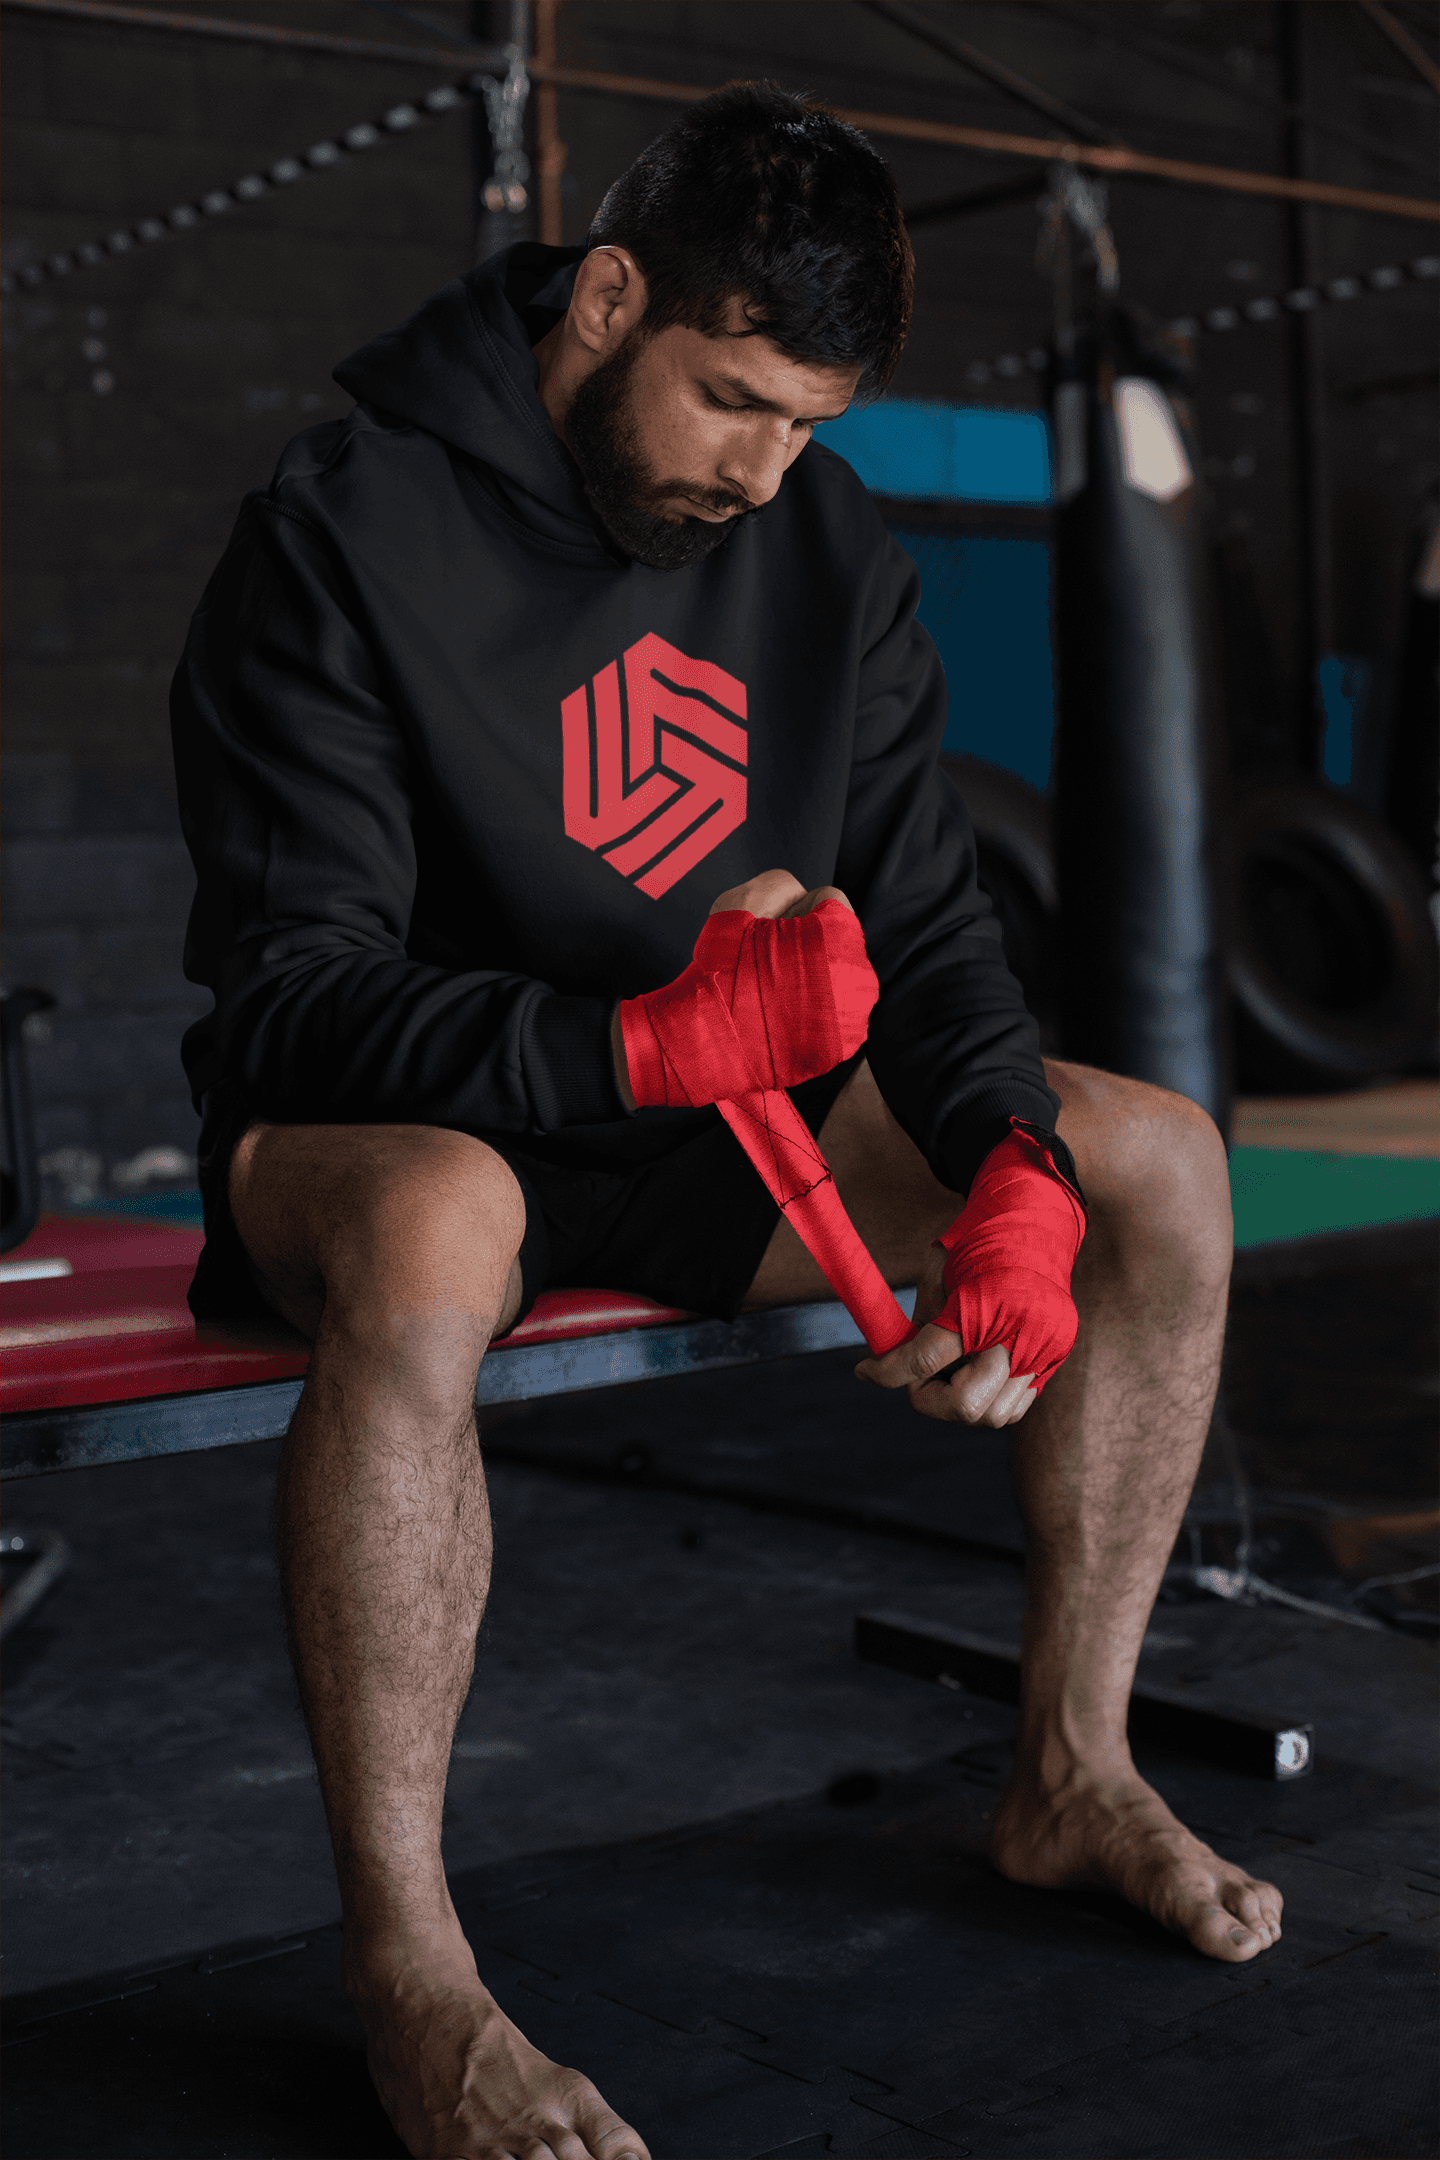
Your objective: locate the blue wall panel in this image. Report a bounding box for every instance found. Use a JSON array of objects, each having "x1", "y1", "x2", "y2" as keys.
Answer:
[
  {"x1": 891, "y1": 528, "x2": 1055, "y2": 792},
  {"x1": 816, "y1": 402, "x2": 1056, "y2": 790},
  {"x1": 817, "y1": 401, "x2": 1052, "y2": 505}
]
